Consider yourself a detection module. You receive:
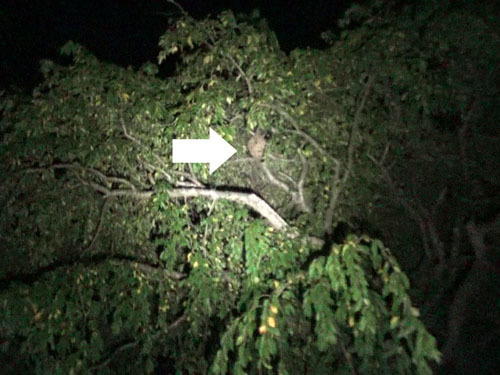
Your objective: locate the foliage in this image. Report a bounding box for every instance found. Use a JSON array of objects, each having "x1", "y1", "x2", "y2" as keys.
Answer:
[
  {"x1": 211, "y1": 235, "x2": 439, "y2": 375},
  {"x1": 330, "y1": 2, "x2": 500, "y2": 373},
  {"x1": 8, "y1": 0, "x2": 497, "y2": 373}
]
